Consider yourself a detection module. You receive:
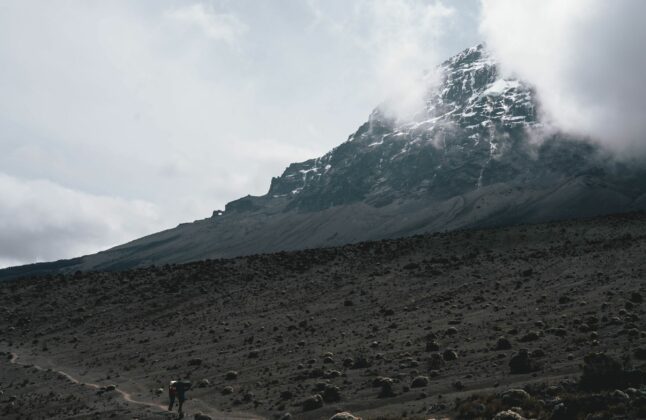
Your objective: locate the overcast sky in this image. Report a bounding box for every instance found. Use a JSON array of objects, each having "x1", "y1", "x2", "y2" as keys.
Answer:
[
  {"x1": 1, "y1": 0, "x2": 645, "y2": 268},
  {"x1": 0, "y1": 0, "x2": 480, "y2": 267}
]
